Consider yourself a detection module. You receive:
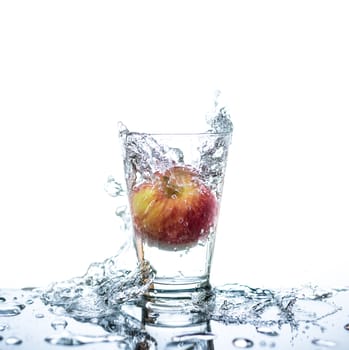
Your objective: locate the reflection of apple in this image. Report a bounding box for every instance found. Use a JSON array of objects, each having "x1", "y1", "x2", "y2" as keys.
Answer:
[{"x1": 130, "y1": 166, "x2": 218, "y2": 248}]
